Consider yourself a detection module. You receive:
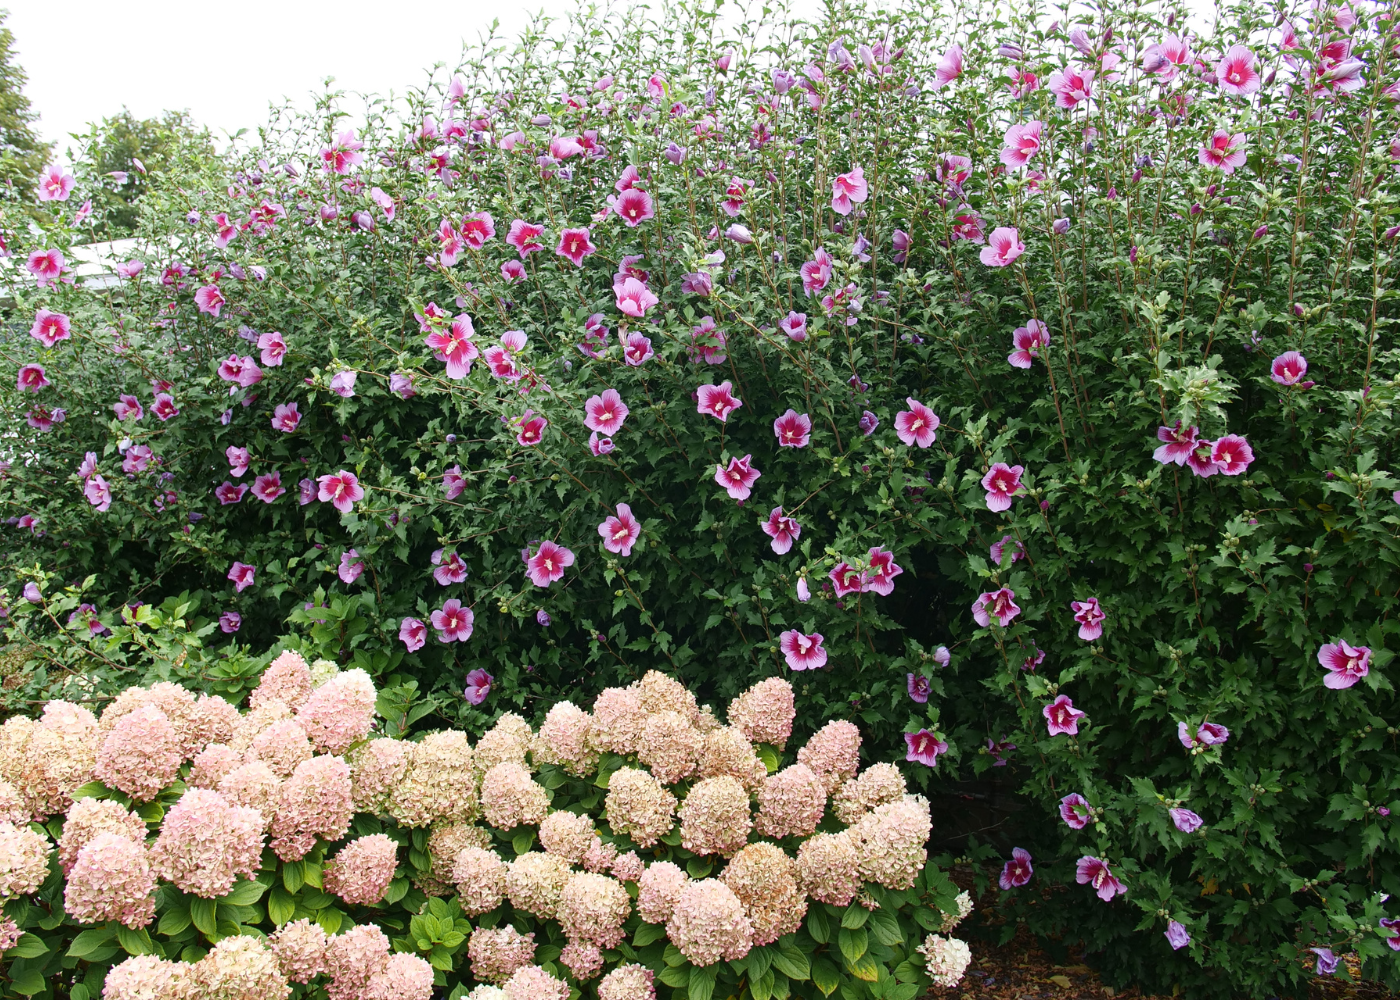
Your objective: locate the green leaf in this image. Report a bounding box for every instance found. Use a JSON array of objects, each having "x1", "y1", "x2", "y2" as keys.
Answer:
[
  {"x1": 8, "y1": 969, "x2": 45, "y2": 995},
  {"x1": 316, "y1": 907, "x2": 344, "y2": 935},
  {"x1": 806, "y1": 904, "x2": 831, "y2": 943},
  {"x1": 811, "y1": 958, "x2": 842, "y2": 996},
  {"x1": 841, "y1": 904, "x2": 870, "y2": 929},
  {"x1": 67, "y1": 926, "x2": 116, "y2": 958},
  {"x1": 658, "y1": 965, "x2": 688, "y2": 988},
  {"x1": 685, "y1": 858, "x2": 713, "y2": 879},
  {"x1": 689, "y1": 963, "x2": 719, "y2": 1000},
  {"x1": 116, "y1": 925, "x2": 155, "y2": 955},
  {"x1": 158, "y1": 905, "x2": 192, "y2": 937},
  {"x1": 756, "y1": 744, "x2": 780, "y2": 773},
  {"x1": 773, "y1": 941, "x2": 810, "y2": 981},
  {"x1": 634, "y1": 923, "x2": 667, "y2": 947},
  {"x1": 838, "y1": 927, "x2": 868, "y2": 965},
  {"x1": 191, "y1": 897, "x2": 218, "y2": 937},
  {"x1": 751, "y1": 968, "x2": 775, "y2": 1000},
  {"x1": 868, "y1": 909, "x2": 903, "y2": 946},
  {"x1": 884, "y1": 984, "x2": 919, "y2": 1000},
  {"x1": 71, "y1": 986, "x2": 91, "y2": 1000},
  {"x1": 281, "y1": 860, "x2": 305, "y2": 894},
  {"x1": 6, "y1": 934, "x2": 48, "y2": 959},
  {"x1": 223, "y1": 879, "x2": 268, "y2": 905},
  {"x1": 511, "y1": 829, "x2": 535, "y2": 855},
  {"x1": 267, "y1": 887, "x2": 296, "y2": 926}
]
